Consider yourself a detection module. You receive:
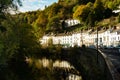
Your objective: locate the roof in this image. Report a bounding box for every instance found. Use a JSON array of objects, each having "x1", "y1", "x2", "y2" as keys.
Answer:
[
  {"x1": 116, "y1": 23, "x2": 120, "y2": 29},
  {"x1": 111, "y1": 29, "x2": 120, "y2": 34},
  {"x1": 112, "y1": 10, "x2": 120, "y2": 13}
]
